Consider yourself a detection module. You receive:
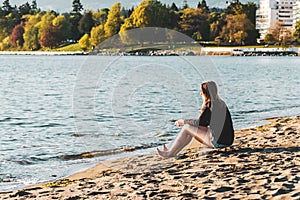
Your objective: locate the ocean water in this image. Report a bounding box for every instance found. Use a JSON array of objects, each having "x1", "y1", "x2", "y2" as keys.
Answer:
[{"x1": 0, "y1": 55, "x2": 299, "y2": 192}]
